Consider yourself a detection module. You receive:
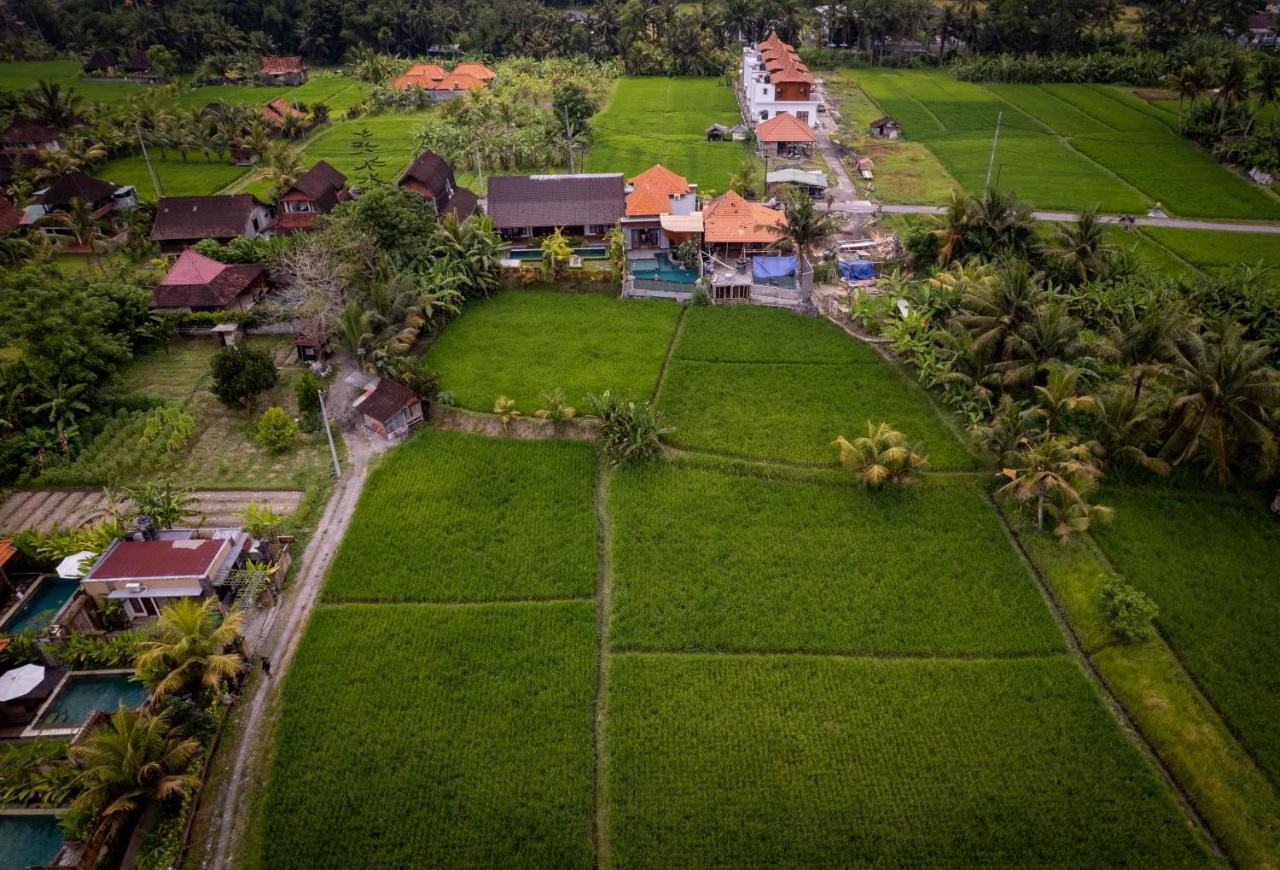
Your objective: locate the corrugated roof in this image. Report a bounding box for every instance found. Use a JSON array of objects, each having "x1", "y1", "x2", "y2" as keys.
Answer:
[
  {"x1": 767, "y1": 168, "x2": 827, "y2": 187},
  {"x1": 86, "y1": 538, "x2": 226, "y2": 582}
]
